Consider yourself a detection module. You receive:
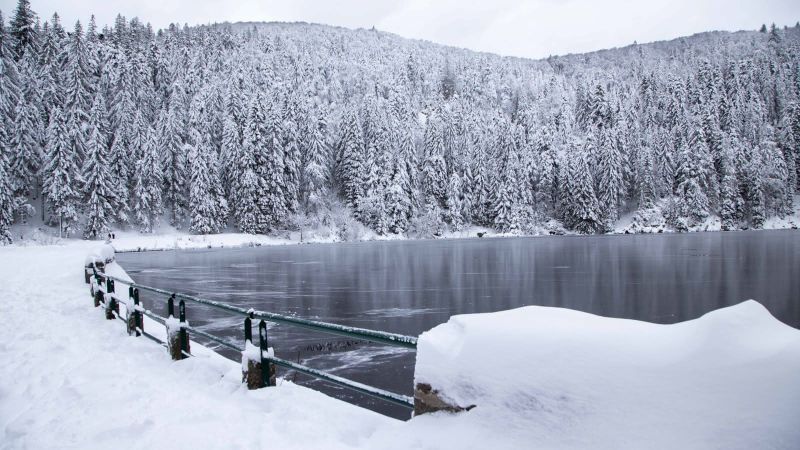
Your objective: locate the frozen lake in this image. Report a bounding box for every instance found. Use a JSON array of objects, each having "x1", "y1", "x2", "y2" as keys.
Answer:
[{"x1": 117, "y1": 230, "x2": 800, "y2": 418}]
